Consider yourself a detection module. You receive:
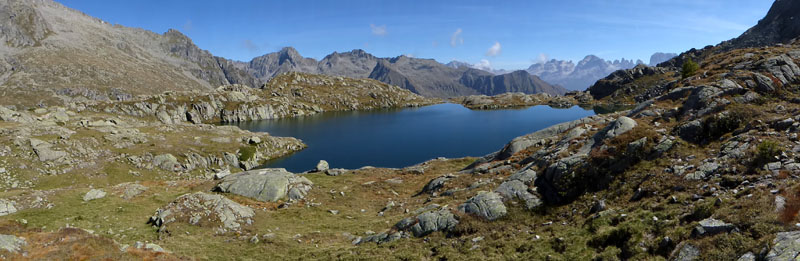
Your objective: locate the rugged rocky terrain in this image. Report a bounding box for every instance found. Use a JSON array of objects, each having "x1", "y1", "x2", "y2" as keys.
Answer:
[
  {"x1": 0, "y1": 69, "x2": 439, "y2": 259},
  {"x1": 94, "y1": 72, "x2": 437, "y2": 125},
  {"x1": 4, "y1": 0, "x2": 800, "y2": 260},
  {"x1": 0, "y1": 0, "x2": 260, "y2": 108},
  {"x1": 0, "y1": 0, "x2": 561, "y2": 110},
  {"x1": 452, "y1": 91, "x2": 595, "y2": 110},
  {"x1": 4, "y1": 40, "x2": 800, "y2": 259},
  {"x1": 720, "y1": 0, "x2": 800, "y2": 51}
]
